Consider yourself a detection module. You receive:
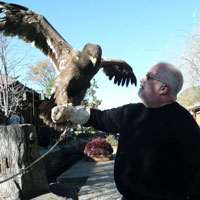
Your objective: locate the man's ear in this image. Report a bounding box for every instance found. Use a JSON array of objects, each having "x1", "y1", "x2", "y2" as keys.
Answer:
[{"x1": 159, "y1": 85, "x2": 169, "y2": 95}]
